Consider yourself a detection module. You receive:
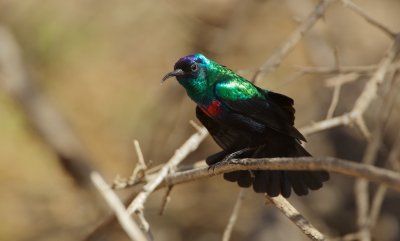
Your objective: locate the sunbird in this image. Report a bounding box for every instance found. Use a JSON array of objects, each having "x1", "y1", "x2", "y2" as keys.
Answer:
[{"x1": 162, "y1": 53, "x2": 329, "y2": 197}]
